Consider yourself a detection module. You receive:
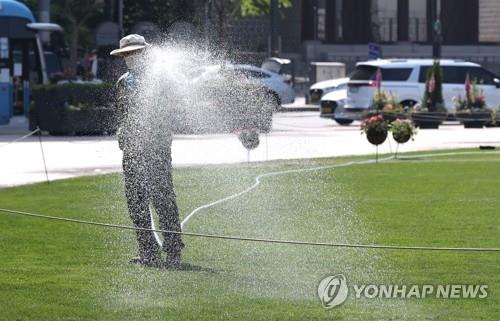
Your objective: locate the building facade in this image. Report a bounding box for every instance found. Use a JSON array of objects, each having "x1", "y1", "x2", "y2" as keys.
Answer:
[{"x1": 278, "y1": 0, "x2": 500, "y2": 73}]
